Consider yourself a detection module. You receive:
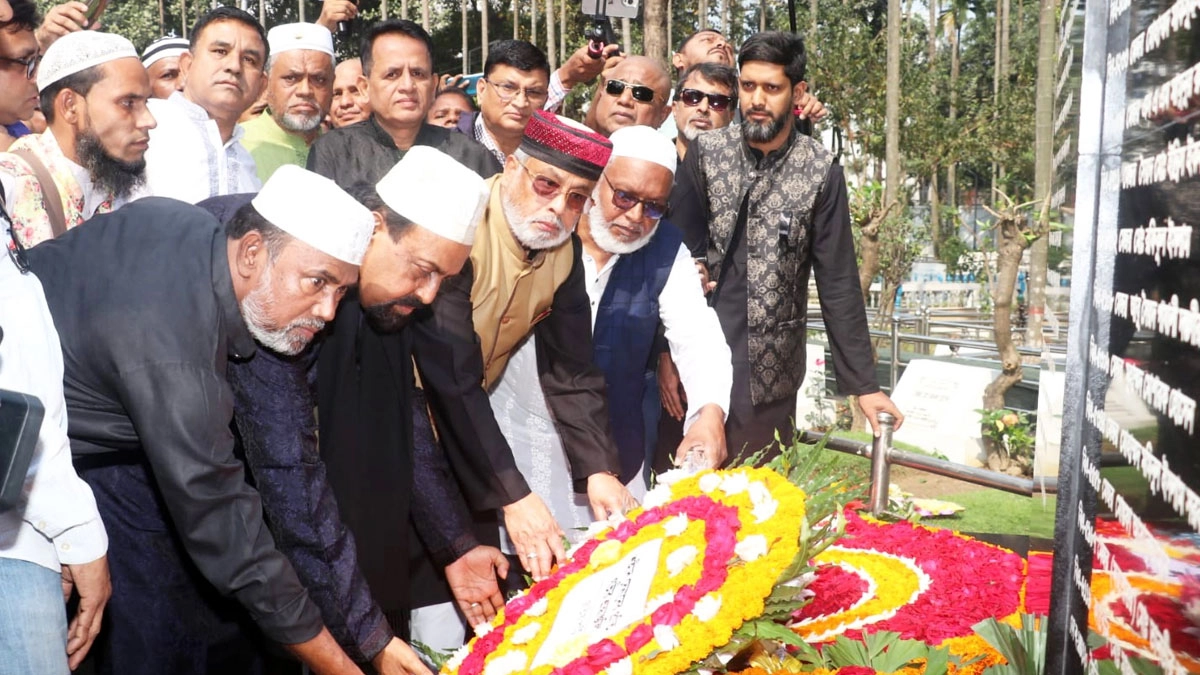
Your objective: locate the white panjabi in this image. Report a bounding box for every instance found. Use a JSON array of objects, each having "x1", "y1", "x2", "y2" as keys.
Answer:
[
  {"x1": 608, "y1": 125, "x2": 678, "y2": 175},
  {"x1": 251, "y1": 164, "x2": 374, "y2": 265},
  {"x1": 266, "y1": 22, "x2": 335, "y2": 58},
  {"x1": 37, "y1": 31, "x2": 140, "y2": 92},
  {"x1": 375, "y1": 145, "x2": 489, "y2": 246}
]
